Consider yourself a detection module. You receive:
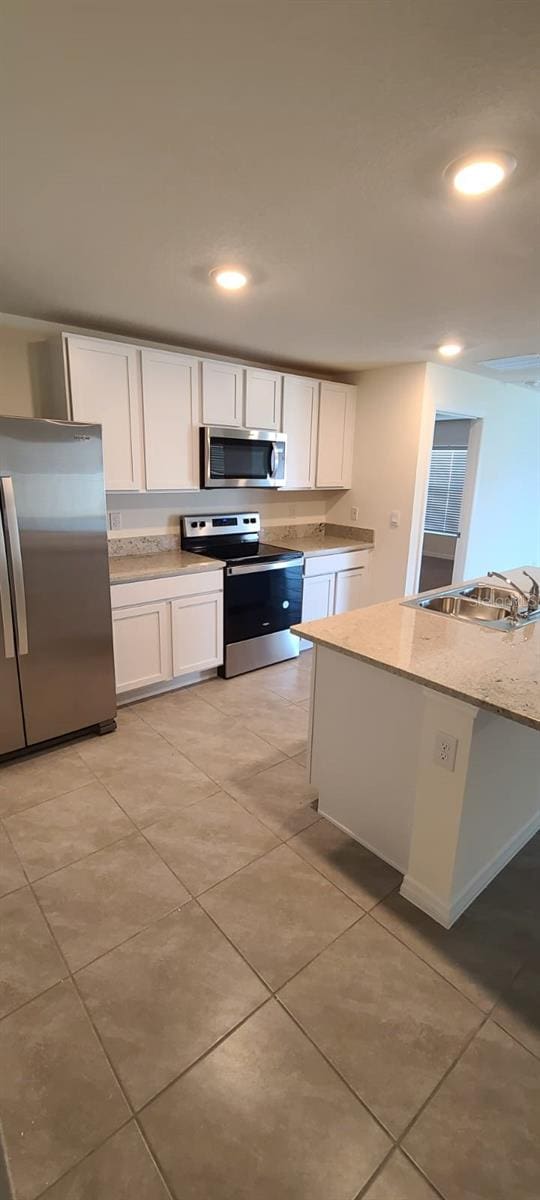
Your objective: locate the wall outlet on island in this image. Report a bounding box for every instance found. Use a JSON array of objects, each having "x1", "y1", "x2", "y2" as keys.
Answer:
[
  {"x1": 433, "y1": 731, "x2": 458, "y2": 772},
  {"x1": 350, "y1": 506, "x2": 359, "y2": 522},
  {"x1": 109, "y1": 512, "x2": 122, "y2": 531}
]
